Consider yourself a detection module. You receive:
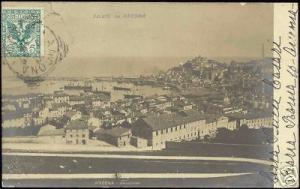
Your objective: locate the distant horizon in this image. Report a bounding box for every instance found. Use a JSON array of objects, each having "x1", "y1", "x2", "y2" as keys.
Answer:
[{"x1": 2, "y1": 55, "x2": 271, "y2": 79}]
